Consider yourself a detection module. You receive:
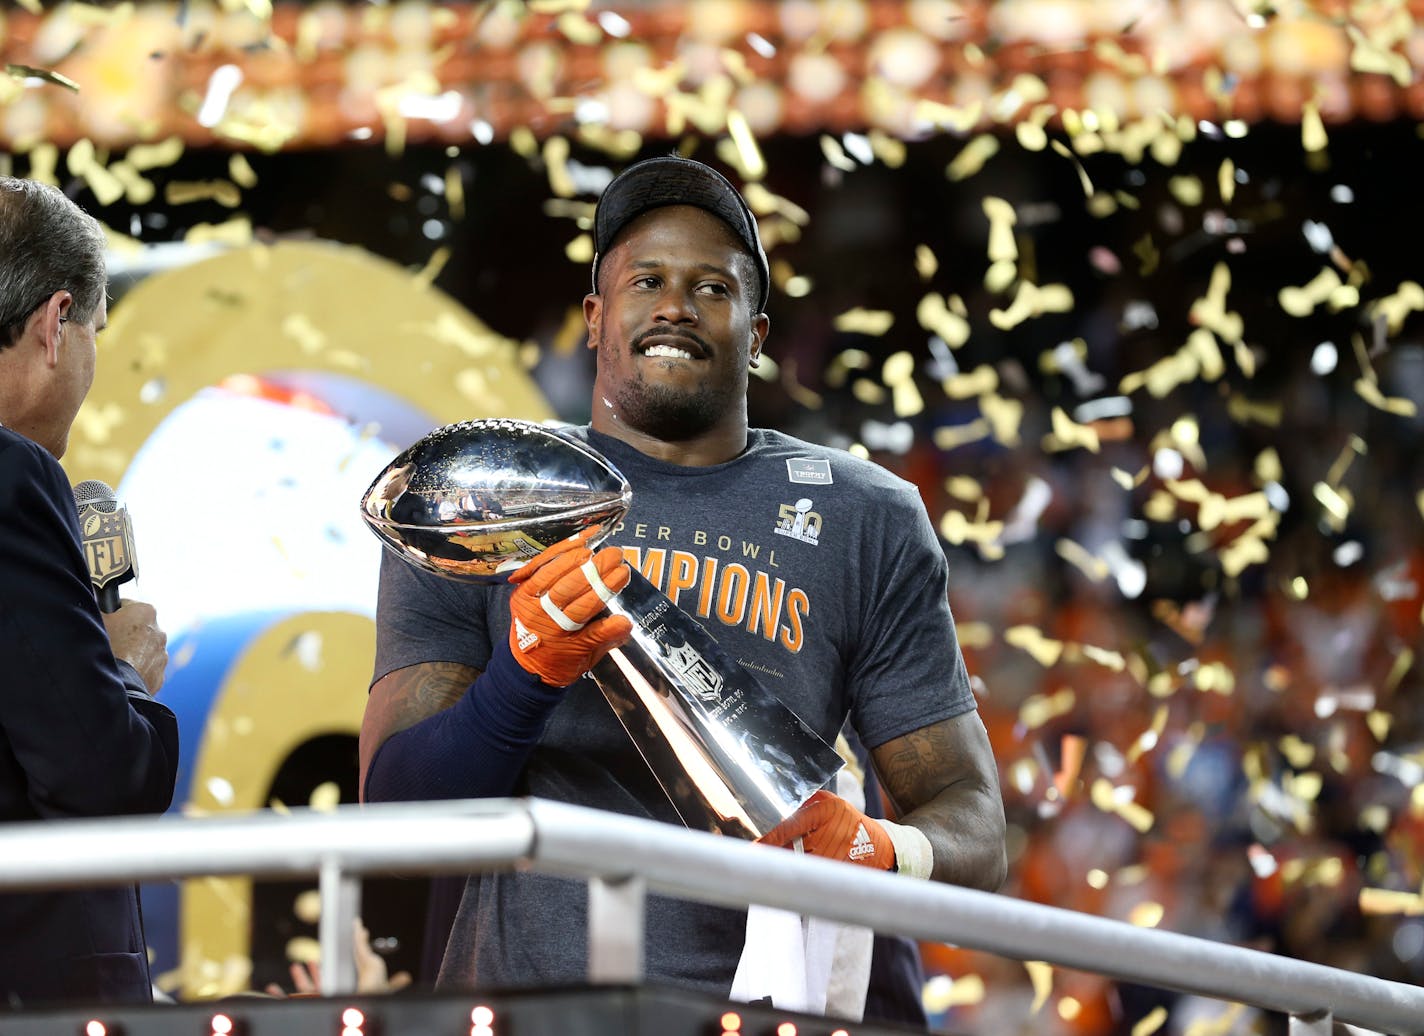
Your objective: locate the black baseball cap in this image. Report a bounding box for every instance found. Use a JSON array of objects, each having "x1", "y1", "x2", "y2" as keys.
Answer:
[{"x1": 591, "y1": 155, "x2": 770, "y2": 311}]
